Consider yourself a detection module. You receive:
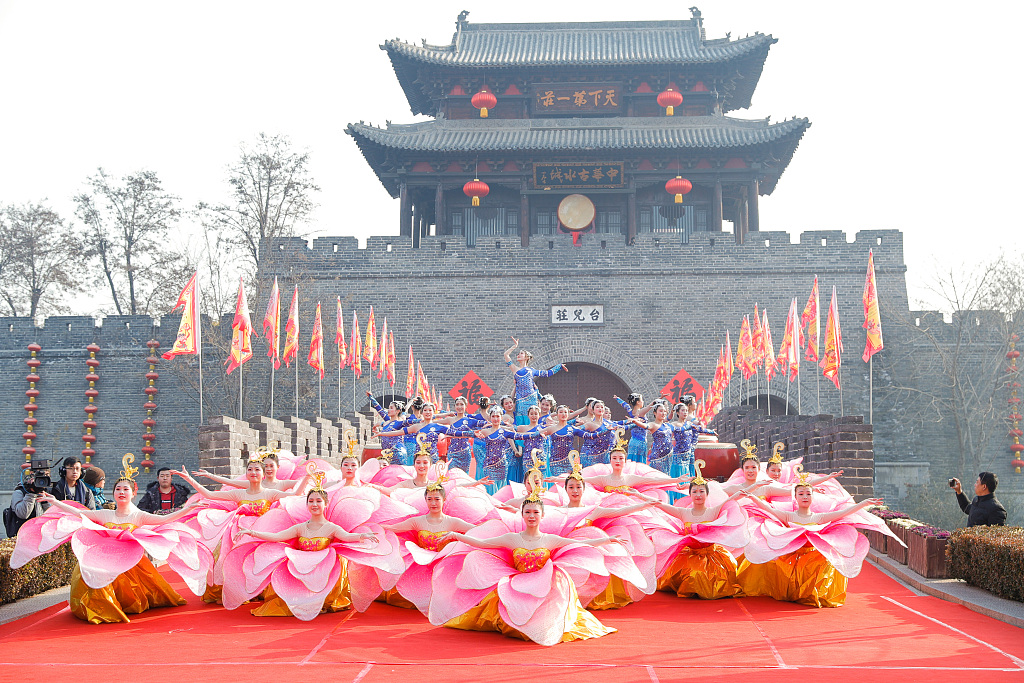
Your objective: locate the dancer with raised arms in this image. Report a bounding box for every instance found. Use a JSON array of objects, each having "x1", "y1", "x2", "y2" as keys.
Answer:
[{"x1": 503, "y1": 337, "x2": 567, "y2": 425}]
